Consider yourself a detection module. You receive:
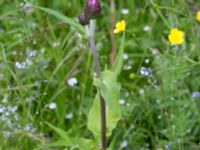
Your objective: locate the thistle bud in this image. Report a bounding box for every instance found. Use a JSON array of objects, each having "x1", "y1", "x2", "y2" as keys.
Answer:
[
  {"x1": 84, "y1": 0, "x2": 101, "y2": 19},
  {"x1": 79, "y1": 12, "x2": 89, "y2": 25}
]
